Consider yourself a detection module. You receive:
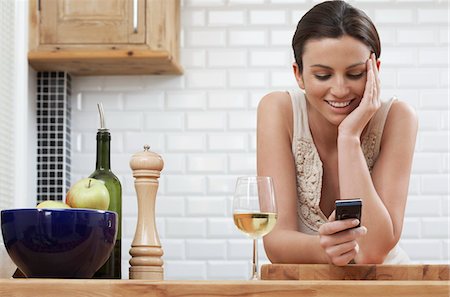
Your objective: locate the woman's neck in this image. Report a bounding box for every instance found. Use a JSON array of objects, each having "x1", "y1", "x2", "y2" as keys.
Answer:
[{"x1": 306, "y1": 100, "x2": 339, "y2": 152}]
